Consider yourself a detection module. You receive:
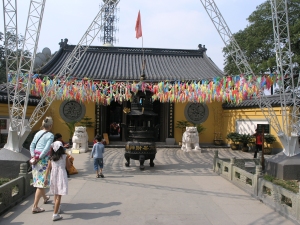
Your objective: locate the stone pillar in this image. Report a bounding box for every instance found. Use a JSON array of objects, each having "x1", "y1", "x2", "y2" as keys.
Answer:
[
  {"x1": 229, "y1": 157, "x2": 236, "y2": 181},
  {"x1": 254, "y1": 165, "x2": 262, "y2": 196},
  {"x1": 297, "y1": 183, "x2": 300, "y2": 221},
  {"x1": 213, "y1": 150, "x2": 218, "y2": 172},
  {"x1": 18, "y1": 163, "x2": 31, "y2": 196}
]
